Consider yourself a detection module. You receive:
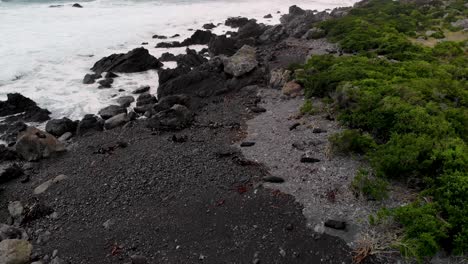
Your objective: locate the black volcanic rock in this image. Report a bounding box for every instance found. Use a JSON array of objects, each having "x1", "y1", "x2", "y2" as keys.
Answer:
[
  {"x1": 0, "y1": 93, "x2": 50, "y2": 123},
  {"x1": 46, "y1": 117, "x2": 78, "y2": 137},
  {"x1": 91, "y1": 47, "x2": 163, "y2": 74},
  {"x1": 158, "y1": 65, "x2": 191, "y2": 85},
  {"x1": 225, "y1": 17, "x2": 250, "y2": 28},
  {"x1": 208, "y1": 35, "x2": 237, "y2": 56},
  {"x1": 175, "y1": 48, "x2": 207, "y2": 68}
]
